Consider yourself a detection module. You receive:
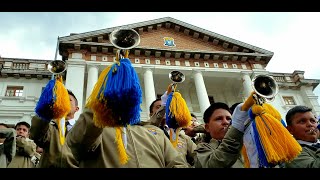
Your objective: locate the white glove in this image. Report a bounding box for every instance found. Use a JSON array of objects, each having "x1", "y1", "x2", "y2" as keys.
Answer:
[
  {"x1": 231, "y1": 103, "x2": 250, "y2": 133},
  {"x1": 161, "y1": 91, "x2": 169, "y2": 106}
]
